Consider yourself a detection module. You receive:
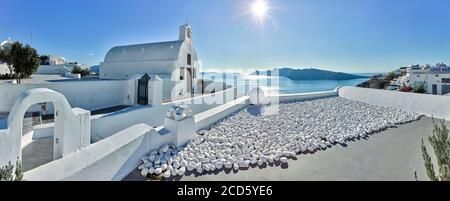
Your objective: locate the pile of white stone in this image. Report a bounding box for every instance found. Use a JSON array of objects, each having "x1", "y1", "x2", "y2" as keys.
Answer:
[{"x1": 138, "y1": 97, "x2": 421, "y2": 179}]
